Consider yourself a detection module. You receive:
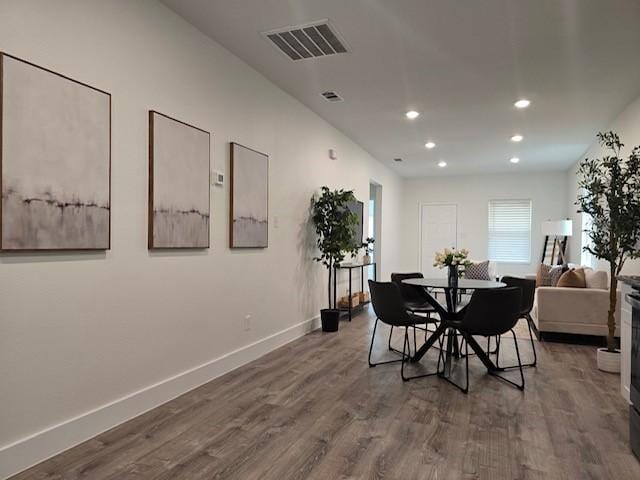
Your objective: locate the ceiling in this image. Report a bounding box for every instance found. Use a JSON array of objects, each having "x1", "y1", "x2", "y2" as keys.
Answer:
[{"x1": 161, "y1": 0, "x2": 640, "y2": 177}]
